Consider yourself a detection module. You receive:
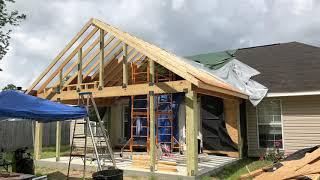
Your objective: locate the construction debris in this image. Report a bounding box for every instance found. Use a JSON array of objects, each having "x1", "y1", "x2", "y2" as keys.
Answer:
[{"x1": 241, "y1": 146, "x2": 320, "y2": 180}]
